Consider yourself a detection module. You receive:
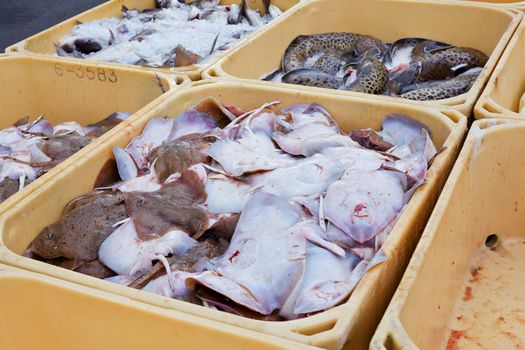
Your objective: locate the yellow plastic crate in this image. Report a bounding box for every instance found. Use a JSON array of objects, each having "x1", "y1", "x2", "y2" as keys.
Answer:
[
  {"x1": 0, "y1": 80, "x2": 466, "y2": 350},
  {"x1": 203, "y1": 0, "x2": 521, "y2": 117},
  {"x1": 434, "y1": 0, "x2": 525, "y2": 10},
  {"x1": 371, "y1": 118, "x2": 525, "y2": 349},
  {"x1": 0, "y1": 54, "x2": 180, "y2": 216},
  {"x1": 5, "y1": 0, "x2": 305, "y2": 80},
  {"x1": 475, "y1": 16, "x2": 525, "y2": 119},
  {"x1": 0, "y1": 263, "x2": 321, "y2": 350}
]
